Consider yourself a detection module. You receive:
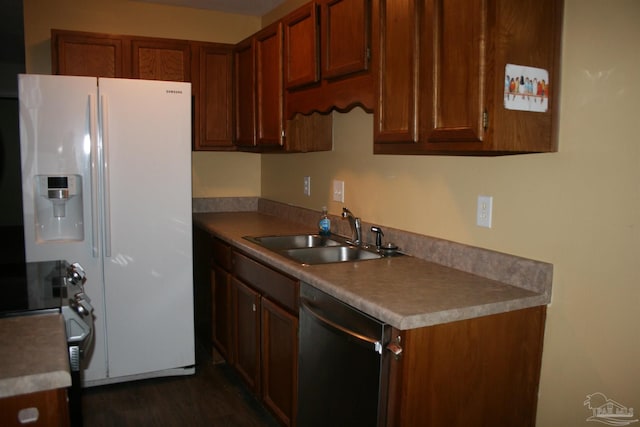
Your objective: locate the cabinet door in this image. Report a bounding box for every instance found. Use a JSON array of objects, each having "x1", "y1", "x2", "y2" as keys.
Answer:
[
  {"x1": 285, "y1": 113, "x2": 333, "y2": 153},
  {"x1": 231, "y1": 278, "x2": 261, "y2": 393},
  {"x1": 51, "y1": 29, "x2": 126, "y2": 78},
  {"x1": 255, "y1": 22, "x2": 284, "y2": 147},
  {"x1": 283, "y1": 2, "x2": 320, "y2": 90},
  {"x1": 320, "y1": 0, "x2": 370, "y2": 80},
  {"x1": 212, "y1": 264, "x2": 232, "y2": 362},
  {"x1": 0, "y1": 389, "x2": 69, "y2": 427},
  {"x1": 131, "y1": 38, "x2": 191, "y2": 82},
  {"x1": 386, "y1": 307, "x2": 546, "y2": 427},
  {"x1": 285, "y1": 0, "x2": 375, "y2": 117},
  {"x1": 192, "y1": 225, "x2": 212, "y2": 360},
  {"x1": 234, "y1": 38, "x2": 256, "y2": 147},
  {"x1": 375, "y1": 0, "x2": 562, "y2": 154},
  {"x1": 419, "y1": 0, "x2": 486, "y2": 145},
  {"x1": 373, "y1": 0, "x2": 419, "y2": 143},
  {"x1": 193, "y1": 44, "x2": 235, "y2": 150},
  {"x1": 261, "y1": 298, "x2": 298, "y2": 427}
]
